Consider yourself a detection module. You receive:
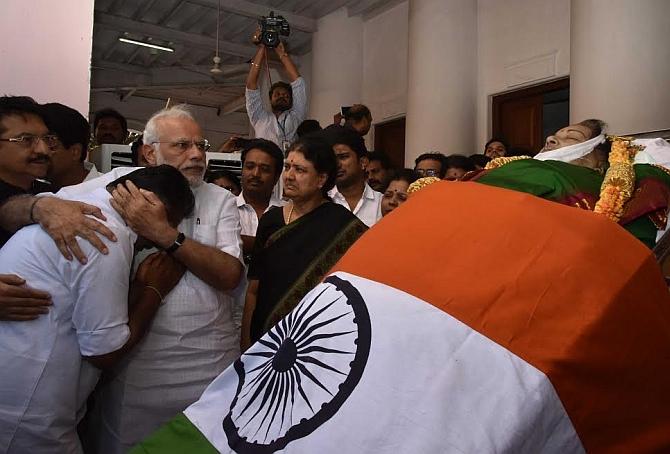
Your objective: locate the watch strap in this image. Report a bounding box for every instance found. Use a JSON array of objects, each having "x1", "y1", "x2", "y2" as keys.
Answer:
[{"x1": 165, "y1": 232, "x2": 186, "y2": 254}]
